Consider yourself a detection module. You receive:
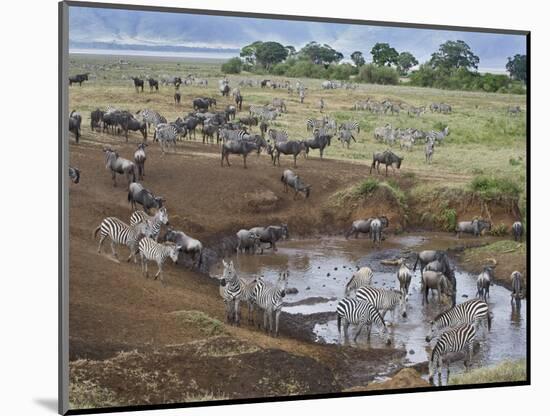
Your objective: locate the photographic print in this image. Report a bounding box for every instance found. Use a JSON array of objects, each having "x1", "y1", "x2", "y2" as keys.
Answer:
[{"x1": 60, "y1": 1, "x2": 529, "y2": 413}]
